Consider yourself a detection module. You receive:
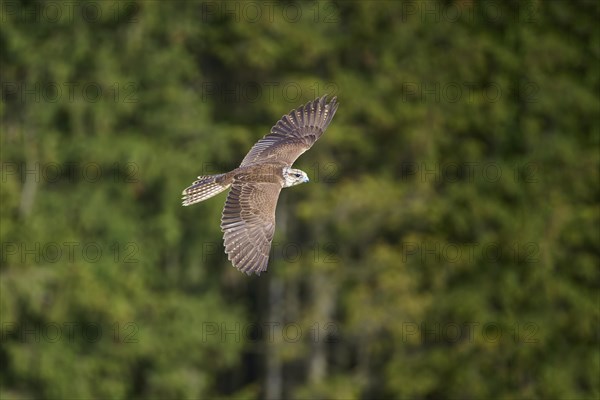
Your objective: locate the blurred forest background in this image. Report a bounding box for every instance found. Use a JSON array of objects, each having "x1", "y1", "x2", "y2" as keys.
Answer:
[{"x1": 1, "y1": 0, "x2": 599, "y2": 399}]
